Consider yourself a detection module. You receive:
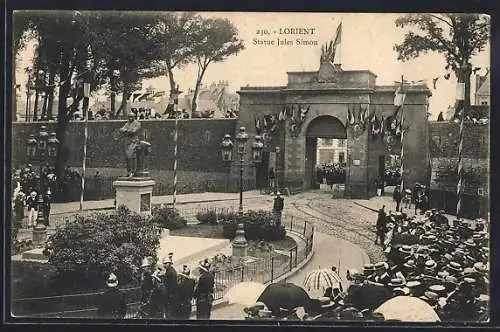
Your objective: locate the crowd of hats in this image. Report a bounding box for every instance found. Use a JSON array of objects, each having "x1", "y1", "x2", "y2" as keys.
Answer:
[{"x1": 344, "y1": 209, "x2": 489, "y2": 322}]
